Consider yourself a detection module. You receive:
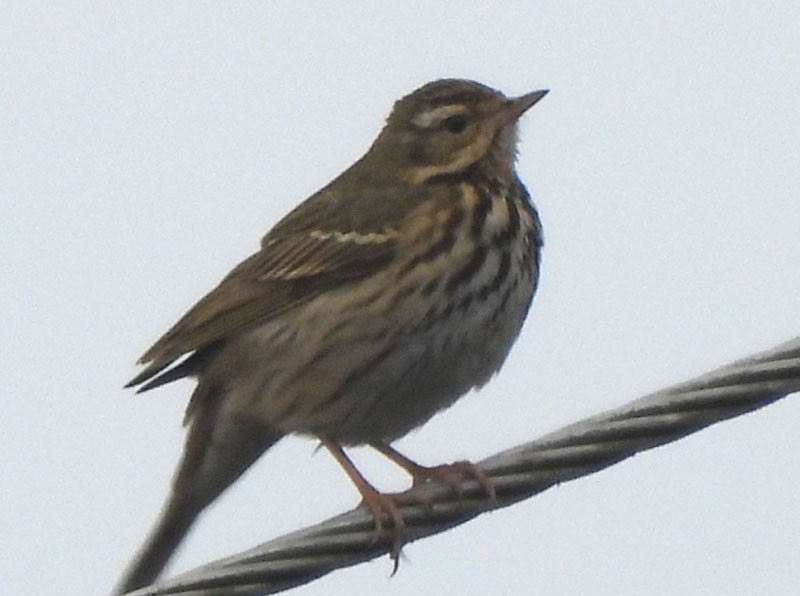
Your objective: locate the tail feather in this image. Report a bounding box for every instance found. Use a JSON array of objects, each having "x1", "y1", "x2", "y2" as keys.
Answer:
[{"x1": 113, "y1": 385, "x2": 283, "y2": 595}]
